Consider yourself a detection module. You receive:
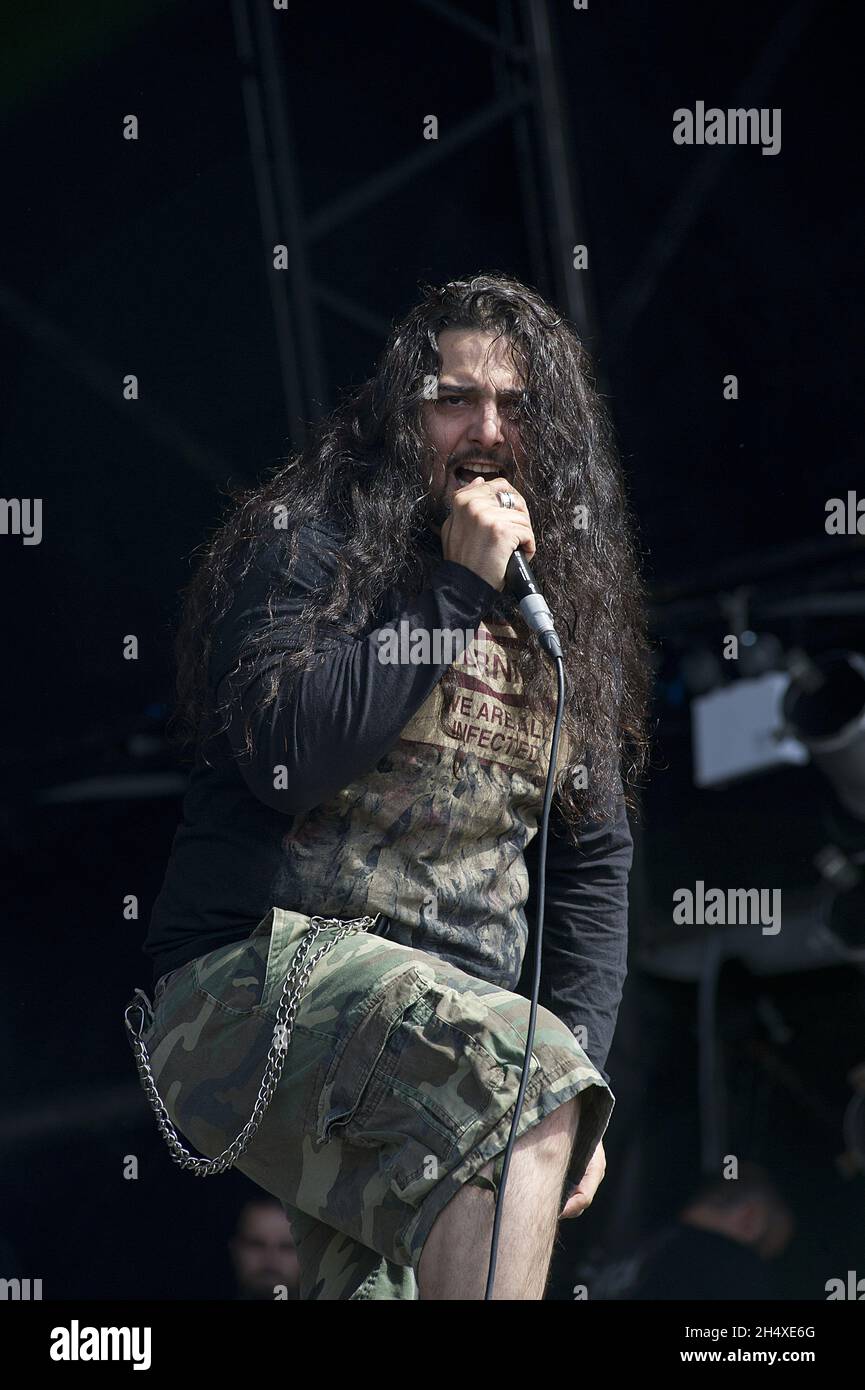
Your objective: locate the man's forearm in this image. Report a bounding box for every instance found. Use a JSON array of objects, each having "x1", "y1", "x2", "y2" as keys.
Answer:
[
  {"x1": 520, "y1": 791, "x2": 633, "y2": 1084},
  {"x1": 210, "y1": 523, "x2": 499, "y2": 815}
]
